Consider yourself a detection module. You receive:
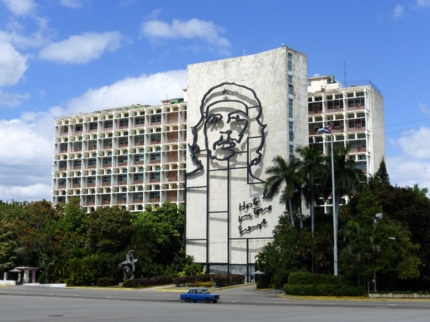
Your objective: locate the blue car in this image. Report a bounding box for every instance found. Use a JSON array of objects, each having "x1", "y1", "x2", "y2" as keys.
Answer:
[{"x1": 180, "y1": 287, "x2": 220, "y2": 303}]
